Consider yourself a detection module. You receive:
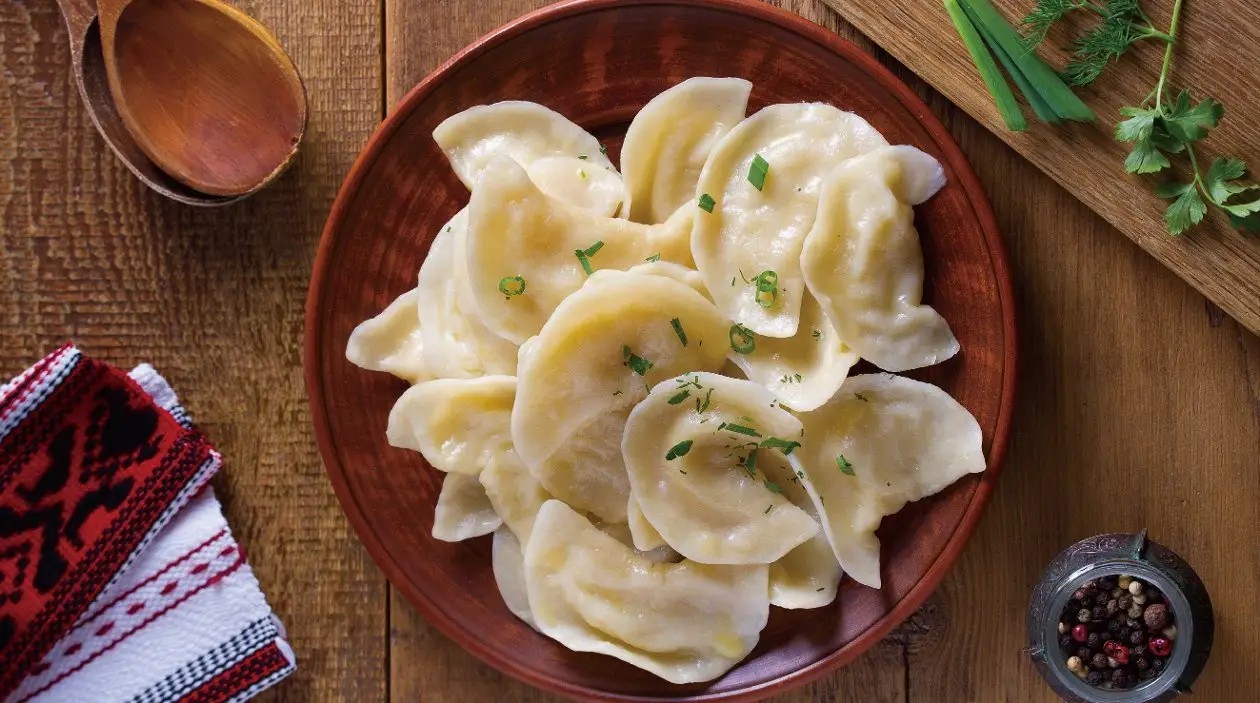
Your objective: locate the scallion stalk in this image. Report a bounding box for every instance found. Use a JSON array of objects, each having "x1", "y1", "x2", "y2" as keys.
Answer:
[{"x1": 945, "y1": 0, "x2": 1028, "y2": 131}]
